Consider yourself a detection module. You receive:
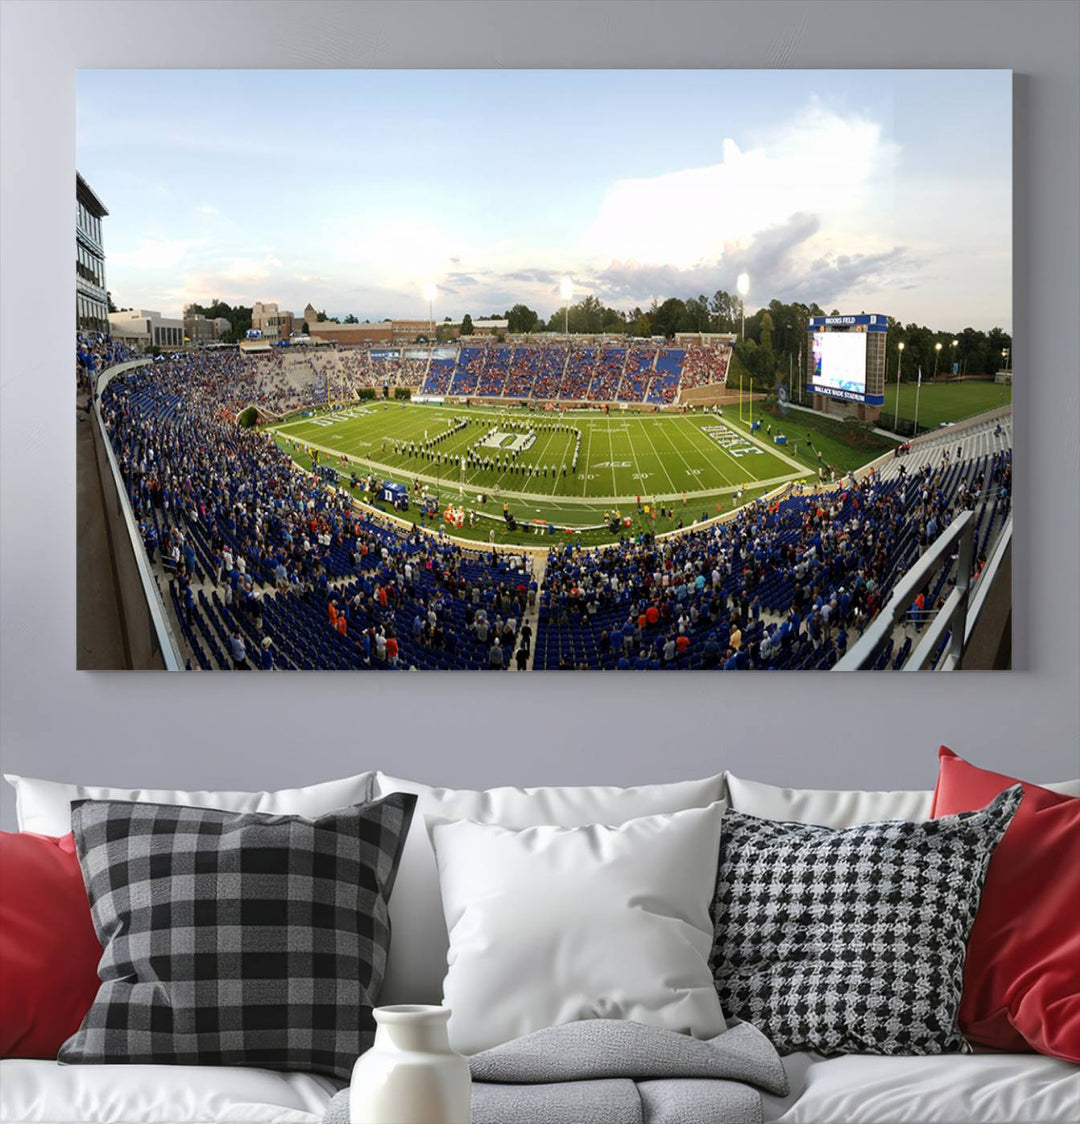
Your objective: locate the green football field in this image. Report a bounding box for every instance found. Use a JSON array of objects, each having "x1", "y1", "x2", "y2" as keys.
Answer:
[
  {"x1": 881, "y1": 380, "x2": 1012, "y2": 429},
  {"x1": 268, "y1": 401, "x2": 812, "y2": 544}
]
